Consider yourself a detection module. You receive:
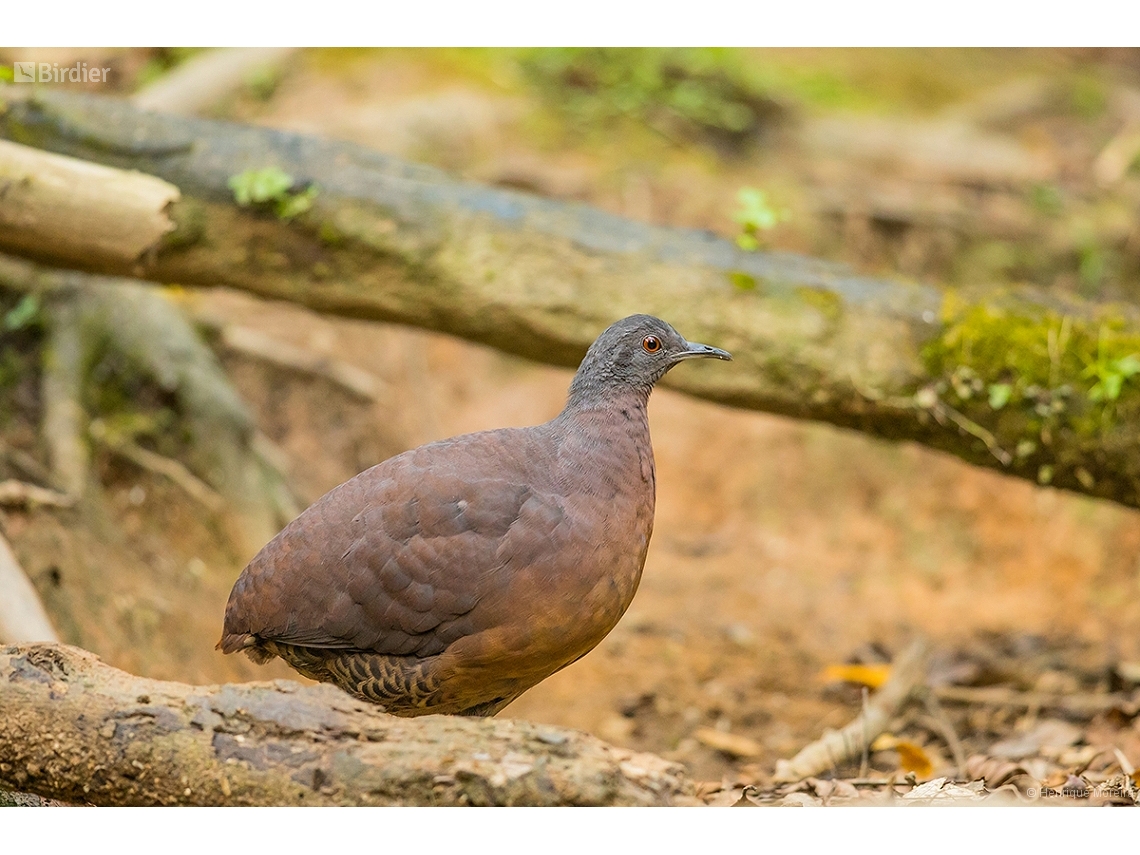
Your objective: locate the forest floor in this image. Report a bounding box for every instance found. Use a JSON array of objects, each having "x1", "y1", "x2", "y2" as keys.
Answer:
[{"x1": 4, "y1": 48, "x2": 1140, "y2": 805}]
